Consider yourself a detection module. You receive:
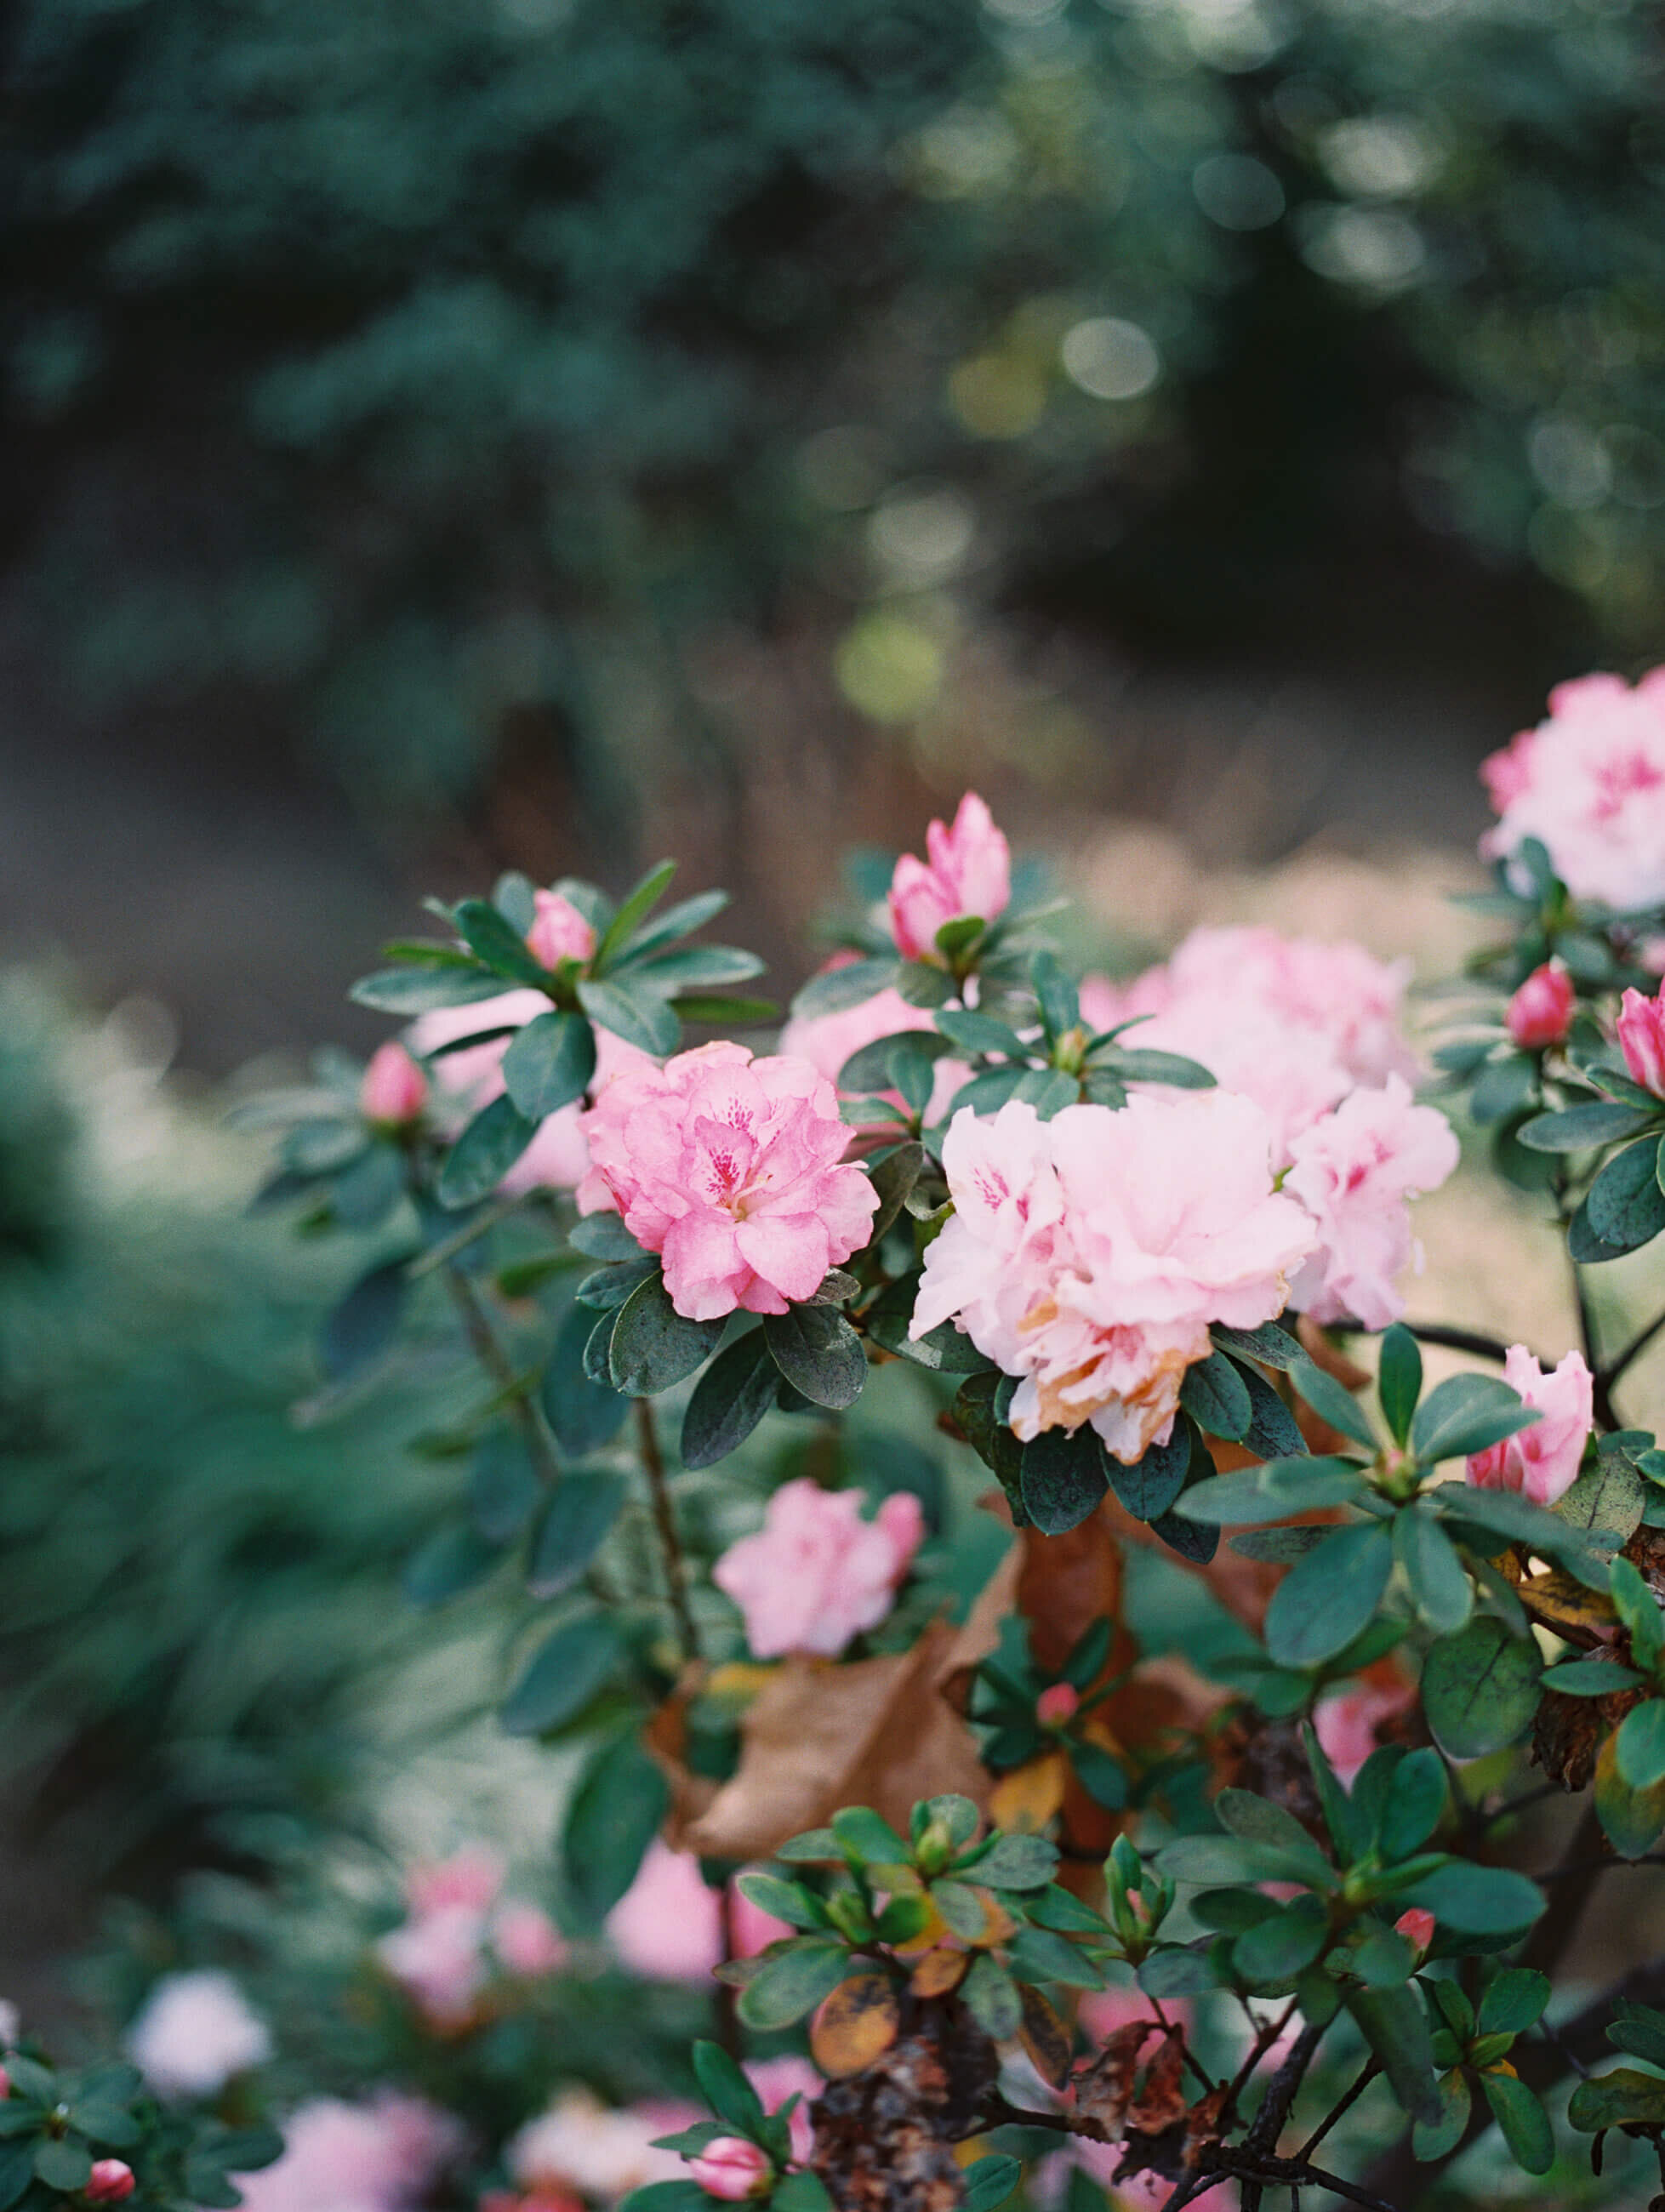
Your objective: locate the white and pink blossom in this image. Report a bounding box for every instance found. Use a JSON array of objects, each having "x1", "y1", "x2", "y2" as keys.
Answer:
[
  {"x1": 508, "y1": 2091, "x2": 700, "y2": 2203},
  {"x1": 127, "y1": 1970, "x2": 271, "y2": 2100},
  {"x1": 1480, "y1": 670, "x2": 1665, "y2": 911},
  {"x1": 887, "y1": 793, "x2": 1011, "y2": 961},
  {"x1": 712, "y1": 1479, "x2": 925, "y2": 1658},
  {"x1": 235, "y1": 2093, "x2": 462, "y2": 2212},
  {"x1": 1467, "y1": 1345, "x2": 1592, "y2": 1507}
]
